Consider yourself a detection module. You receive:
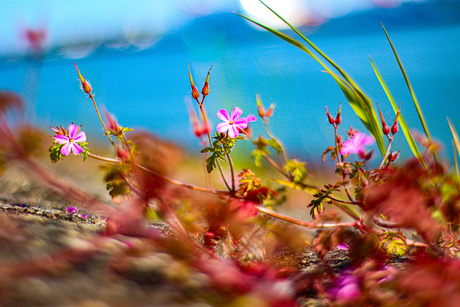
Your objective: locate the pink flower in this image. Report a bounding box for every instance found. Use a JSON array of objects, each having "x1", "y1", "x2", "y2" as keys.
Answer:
[
  {"x1": 216, "y1": 107, "x2": 248, "y2": 138},
  {"x1": 340, "y1": 132, "x2": 374, "y2": 157},
  {"x1": 54, "y1": 124, "x2": 87, "y2": 156}
]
